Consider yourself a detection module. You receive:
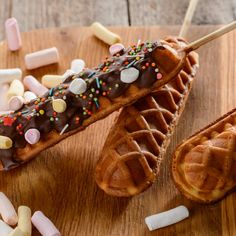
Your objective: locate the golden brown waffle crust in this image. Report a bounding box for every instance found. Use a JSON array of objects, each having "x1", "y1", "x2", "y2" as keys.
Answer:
[
  {"x1": 95, "y1": 37, "x2": 199, "y2": 197},
  {"x1": 172, "y1": 108, "x2": 236, "y2": 204}
]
